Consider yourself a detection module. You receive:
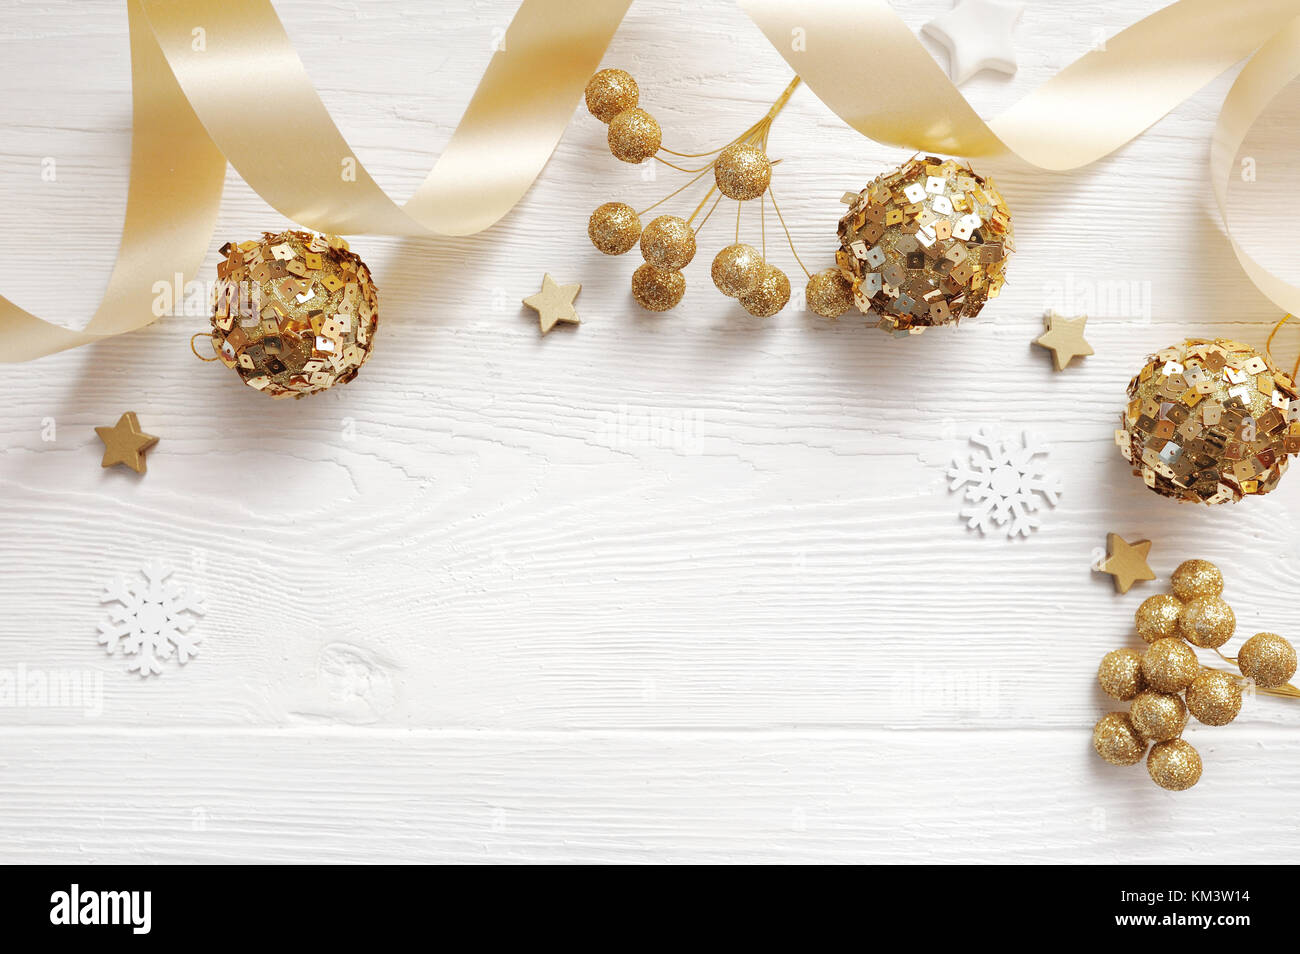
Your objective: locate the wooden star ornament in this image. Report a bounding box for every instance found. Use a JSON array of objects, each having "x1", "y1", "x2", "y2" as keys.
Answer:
[
  {"x1": 95, "y1": 412, "x2": 159, "y2": 474},
  {"x1": 1034, "y1": 311, "x2": 1094, "y2": 371},
  {"x1": 522, "y1": 273, "x2": 581, "y2": 334},
  {"x1": 1099, "y1": 533, "x2": 1155, "y2": 594}
]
